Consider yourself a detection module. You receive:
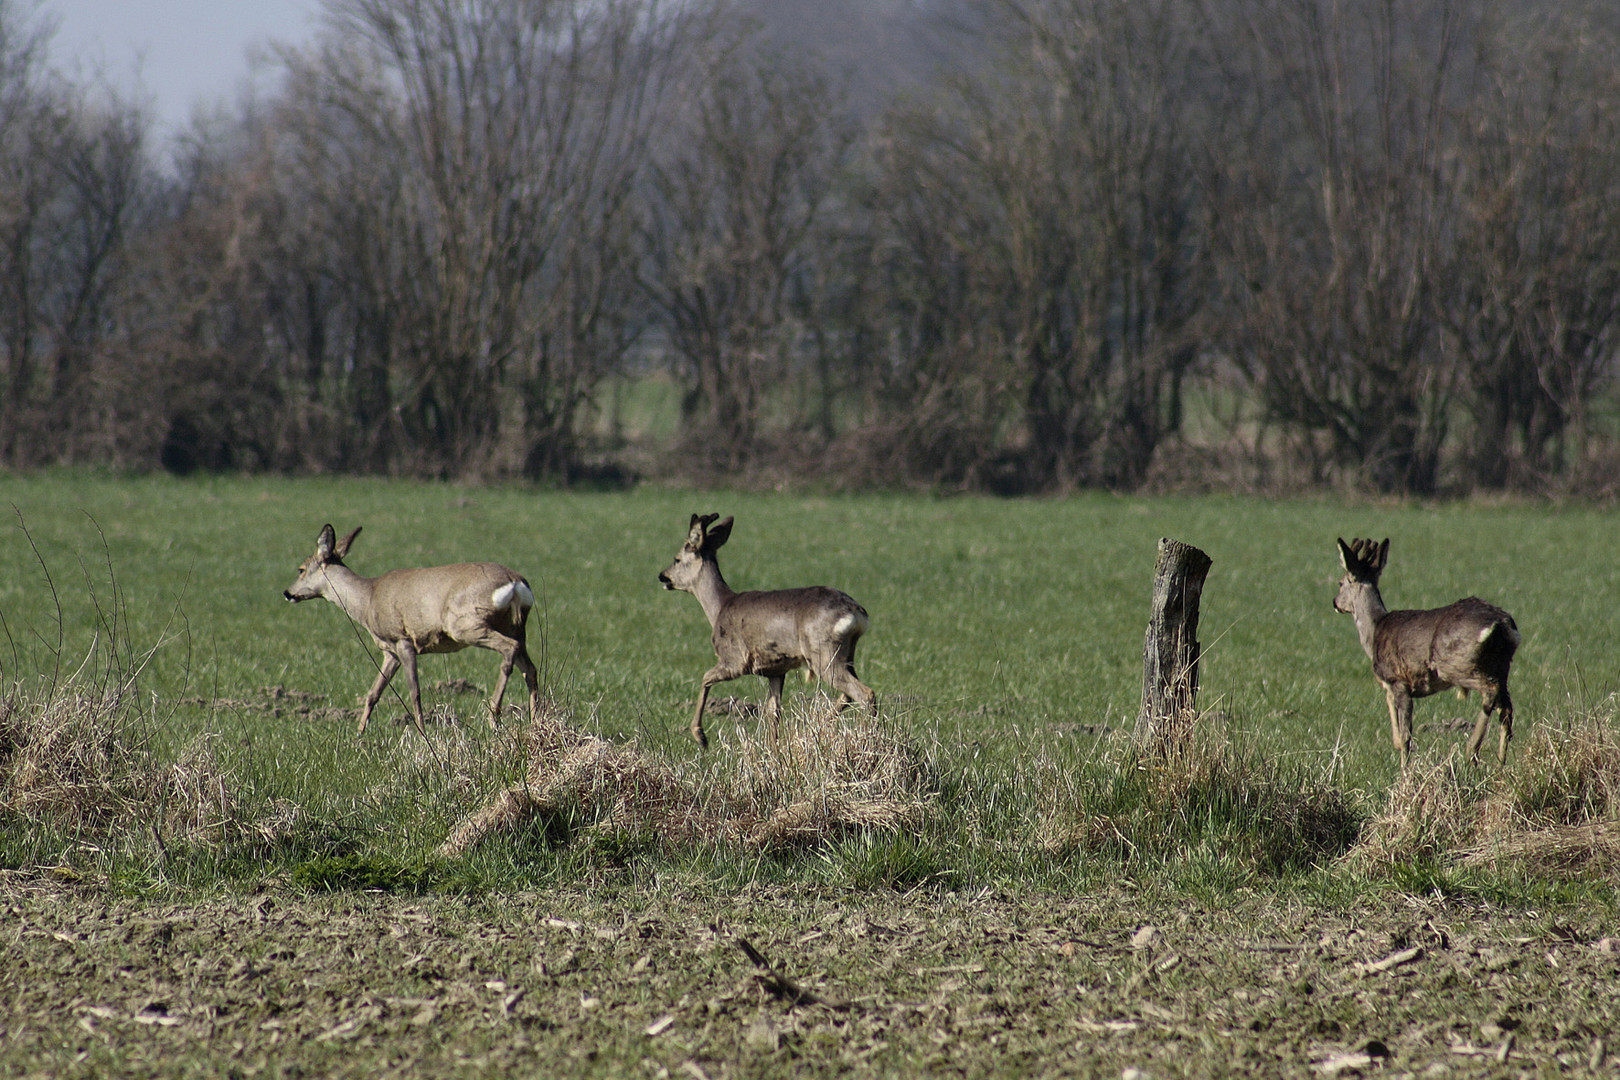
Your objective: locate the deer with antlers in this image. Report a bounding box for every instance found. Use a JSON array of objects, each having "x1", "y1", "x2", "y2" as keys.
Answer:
[
  {"x1": 659, "y1": 513, "x2": 877, "y2": 748},
  {"x1": 1334, "y1": 537, "x2": 1519, "y2": 768},
  {"x1": 284, "y1": 524, "x2": 541, "y2": 736}
]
